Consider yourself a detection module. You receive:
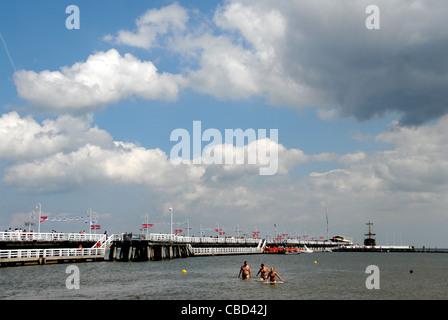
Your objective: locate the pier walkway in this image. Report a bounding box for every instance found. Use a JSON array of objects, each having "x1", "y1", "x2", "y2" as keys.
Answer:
[
  {"x1": 0, "y1": 230, "x2": 345, "y2": 267},
  {"x1": 0, "y1": 231, "x2": 106, "y2": 242},
  {"x1": 109, "y1": 233, "x2": 266, "y2": 261},
  {"x1": 0, "y1": 231, "x2": 267, "y2": 266},
  {"x1": 0, "y1": 247, "x2": 106, "y2": 265},
  {"x1": 0, "y1": 232, "x2": 116, "y2": 267},
  {"x1": 332, "y1": 245, "x2": 415, "y2": 252}
]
